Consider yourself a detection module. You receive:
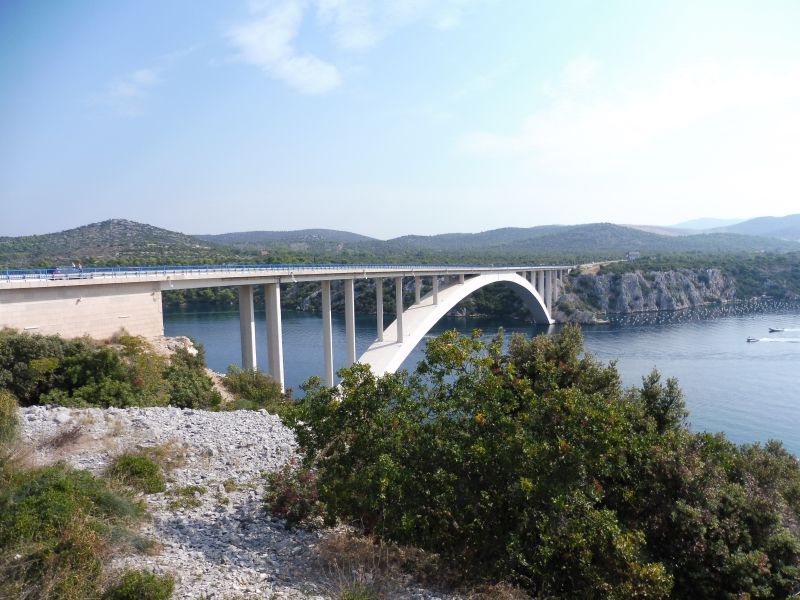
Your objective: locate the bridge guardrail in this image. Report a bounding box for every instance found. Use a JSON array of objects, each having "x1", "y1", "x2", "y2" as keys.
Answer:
[{"x1": 2, "y1": 263, "x2": 572, "y2": 283}]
